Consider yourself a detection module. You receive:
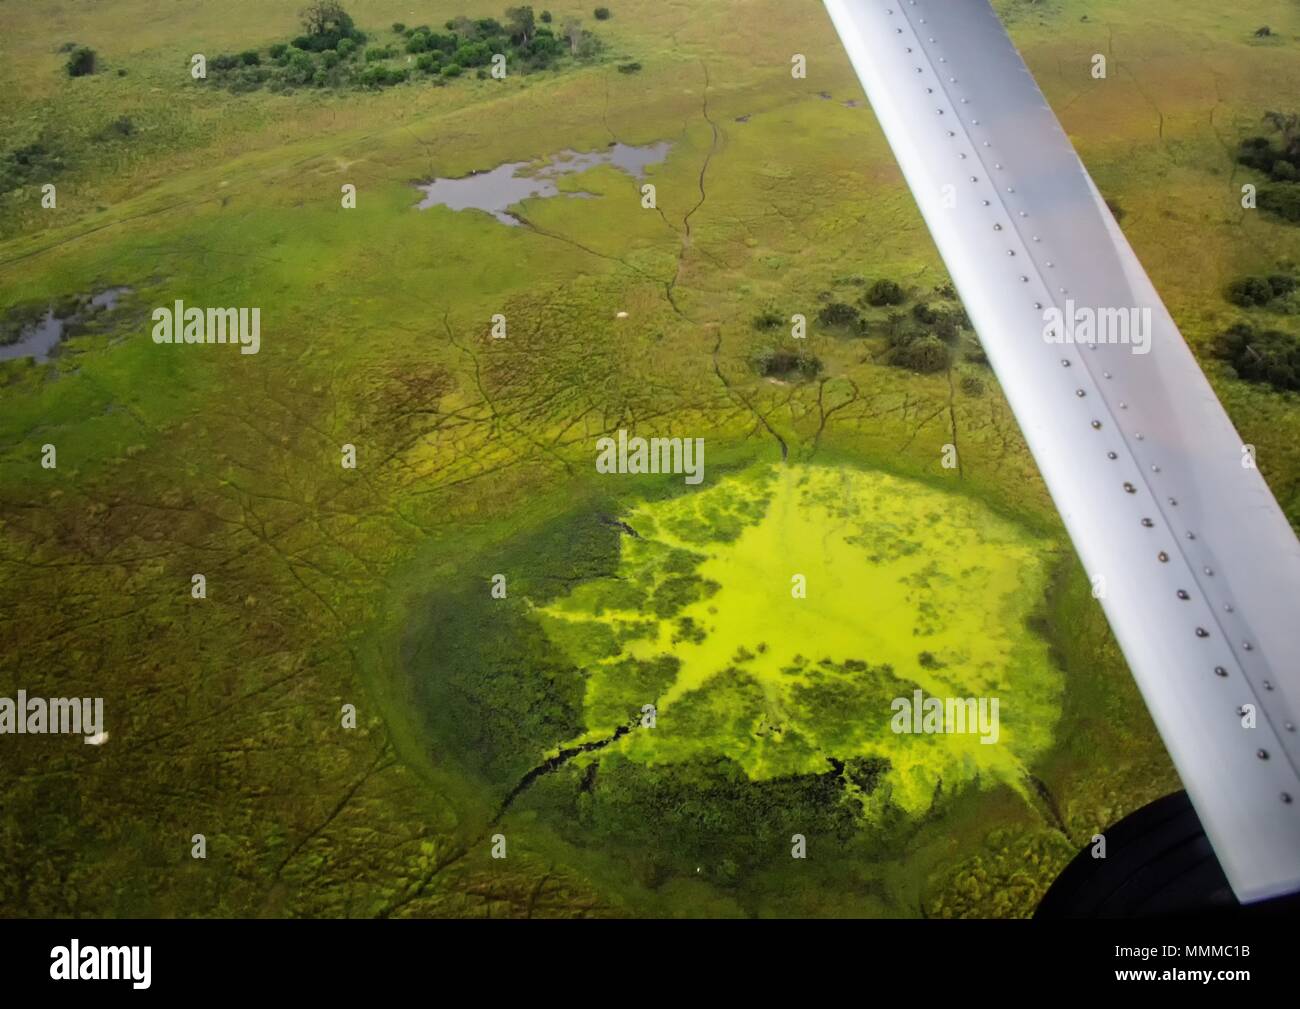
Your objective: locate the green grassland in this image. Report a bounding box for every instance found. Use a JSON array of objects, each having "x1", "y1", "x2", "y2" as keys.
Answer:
[{"x1": 1, "y1": 0, "x2": 1298, "y2": 917}]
